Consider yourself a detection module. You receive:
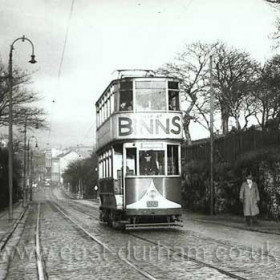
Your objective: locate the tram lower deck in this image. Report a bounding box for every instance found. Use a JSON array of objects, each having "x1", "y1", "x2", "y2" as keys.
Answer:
[{"x1": 98, "y1": 141, "x2": 183, "y2": 228}]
